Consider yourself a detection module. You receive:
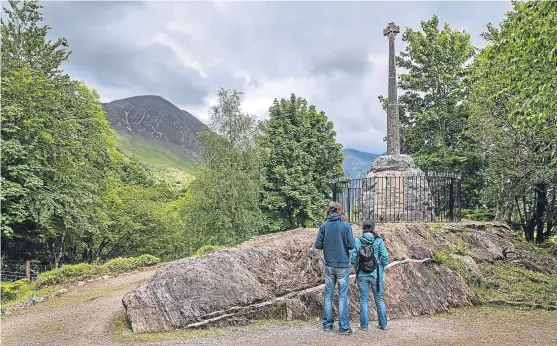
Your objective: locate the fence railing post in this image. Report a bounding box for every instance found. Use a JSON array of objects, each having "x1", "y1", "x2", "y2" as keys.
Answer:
[{"x1": 25, "y1": 260, "x2": 31, "y2": 280}]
